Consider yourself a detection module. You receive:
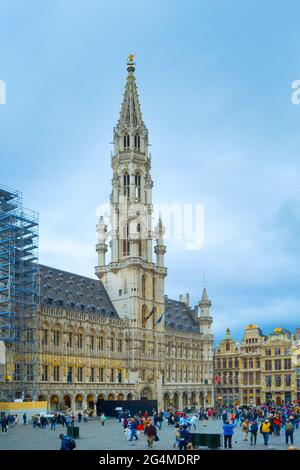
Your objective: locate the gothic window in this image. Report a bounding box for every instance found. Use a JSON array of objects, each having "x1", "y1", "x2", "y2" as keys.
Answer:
[
  {"x1": 142, "y1": 275, "x2": 146, "y2": 298},
  {"x1": 142, "y1": 305, "x2": 147, "y2": 327},
  {"x1": 122, "y1": 224, "x2": 130, "y2": 256},
  {"x1": 123, "y1": 172, "x2": 130, "y2": 199},
  {"x1": 135, "y1": 172, "x2": 141, "y2": 200},
  {"x1": 134, "y1": 134, "x2": 140, "y2": 150},
  {"x1": 123, "y1": 133, "x2": 130, "y2": 149}
]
